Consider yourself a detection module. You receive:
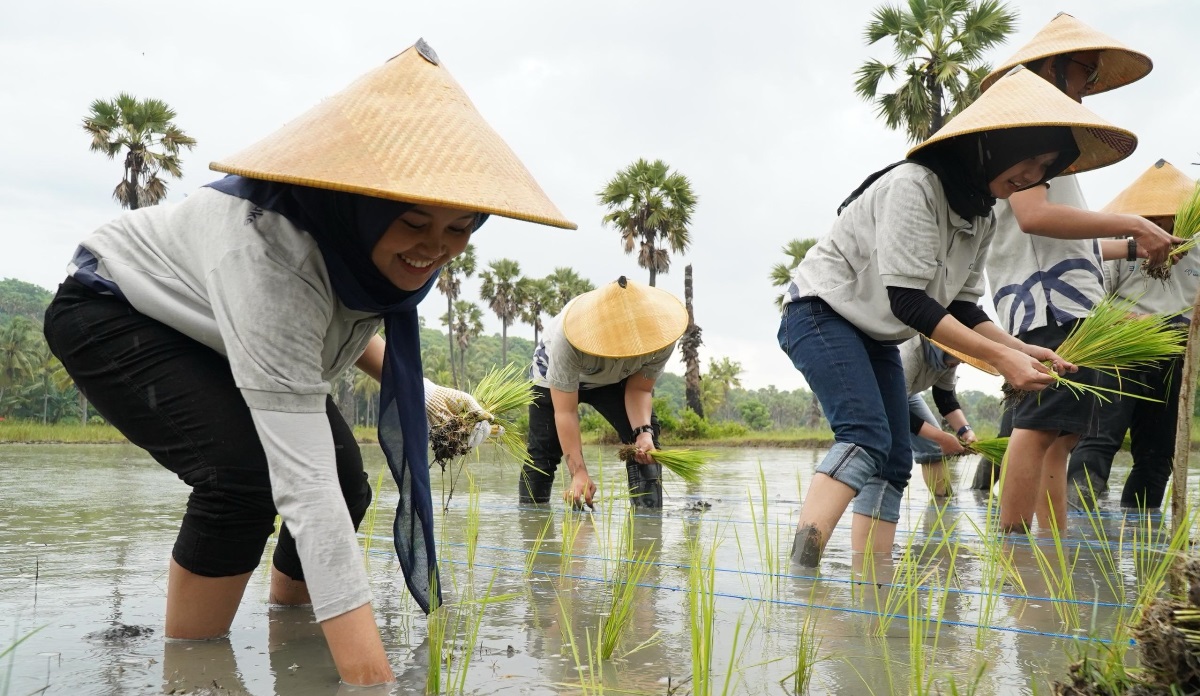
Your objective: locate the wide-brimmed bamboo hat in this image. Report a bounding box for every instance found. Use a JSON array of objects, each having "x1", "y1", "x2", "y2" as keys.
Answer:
[
  {"x1": 929, "y1": 339, "x2": 1001, "y2": 377},
  {"x1": 907, "y1": 67, "x2": 1137, "y2": 176},
  {"x1": 562, "y1": 277, "x2": 688, "y2": 358},
  {"x1": 211, "y1": 39, "x2": 576, "y2": 230},
  {"x1": 1101, "y1": 159, "x2": 1197, "y2": 217},
  {"x1": 981, "y1": 13, "x2": 1152, "y2": 95}
]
